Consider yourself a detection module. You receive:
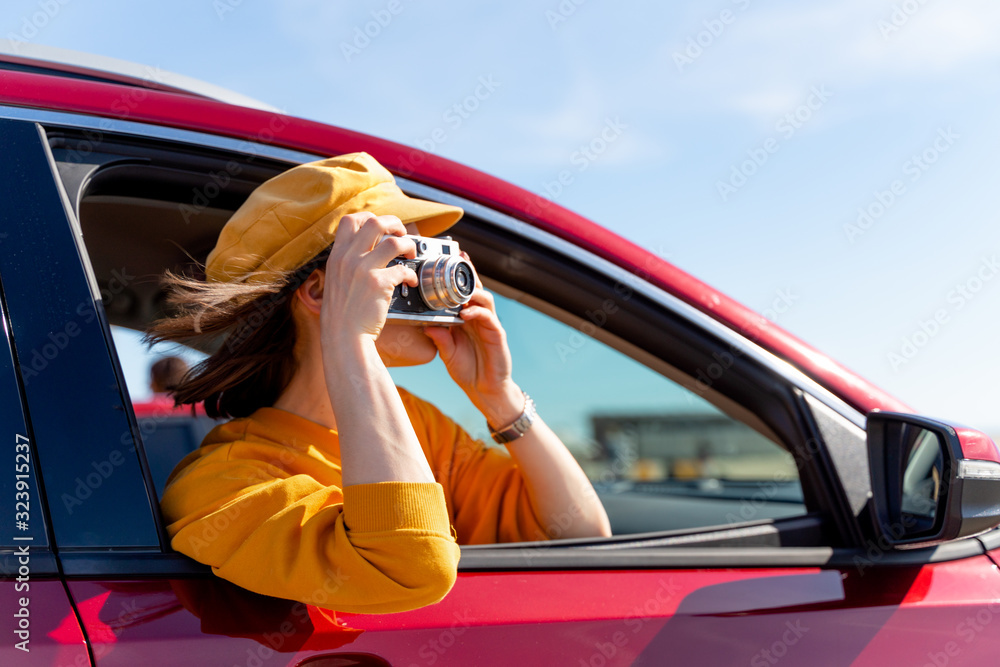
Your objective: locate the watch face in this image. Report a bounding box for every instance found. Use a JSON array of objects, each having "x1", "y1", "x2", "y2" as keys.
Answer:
[{"x1": 490, "y1": 393, "x2": 536, "y2": 443}]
